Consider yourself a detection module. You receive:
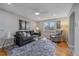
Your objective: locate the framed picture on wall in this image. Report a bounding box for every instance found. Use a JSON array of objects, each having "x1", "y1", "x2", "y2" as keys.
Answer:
[{"x1": 19, "y1": 19, "x2": 27, "y2": 30}]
